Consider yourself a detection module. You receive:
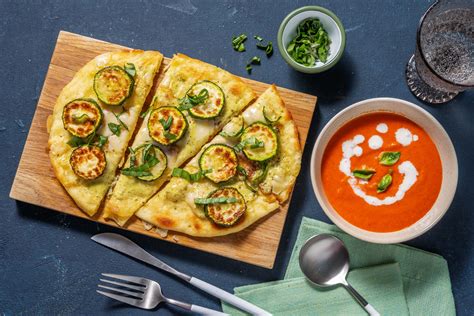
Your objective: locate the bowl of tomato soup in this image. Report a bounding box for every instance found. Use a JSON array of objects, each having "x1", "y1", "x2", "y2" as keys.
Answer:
[{"x1": 311, "y1": 98, "x2": 457, "y2": 243}]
